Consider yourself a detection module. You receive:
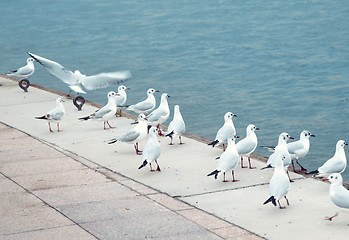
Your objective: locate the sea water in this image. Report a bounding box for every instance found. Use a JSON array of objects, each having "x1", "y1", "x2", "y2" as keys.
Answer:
[{"x1": 1, "y1": 0, "x2": 349, "y2": 180}]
